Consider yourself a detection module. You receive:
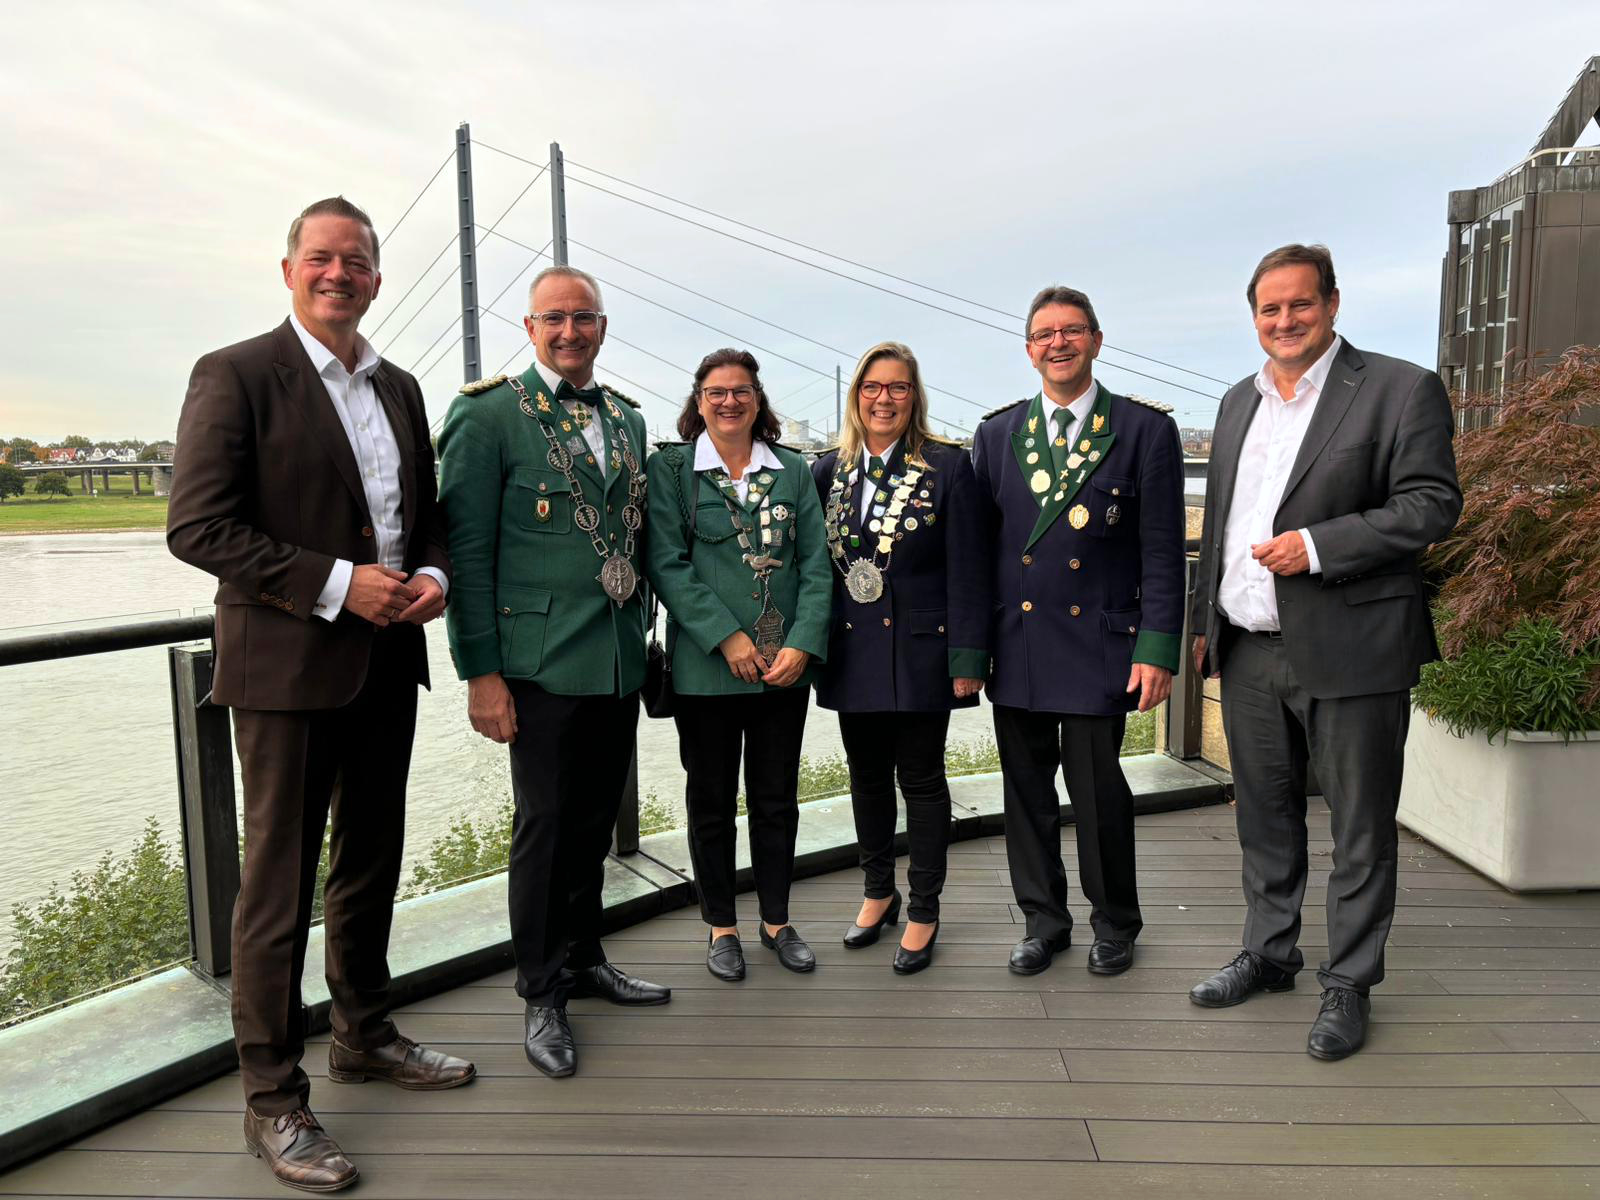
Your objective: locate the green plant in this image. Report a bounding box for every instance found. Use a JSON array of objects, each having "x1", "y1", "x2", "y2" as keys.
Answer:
[
  {"x1": 1414, "y1": 617, "x2": 1600, "y2": 740},
  {"x1": 1426, "y1": 348, "x2": 1600, "y2": 729}
]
